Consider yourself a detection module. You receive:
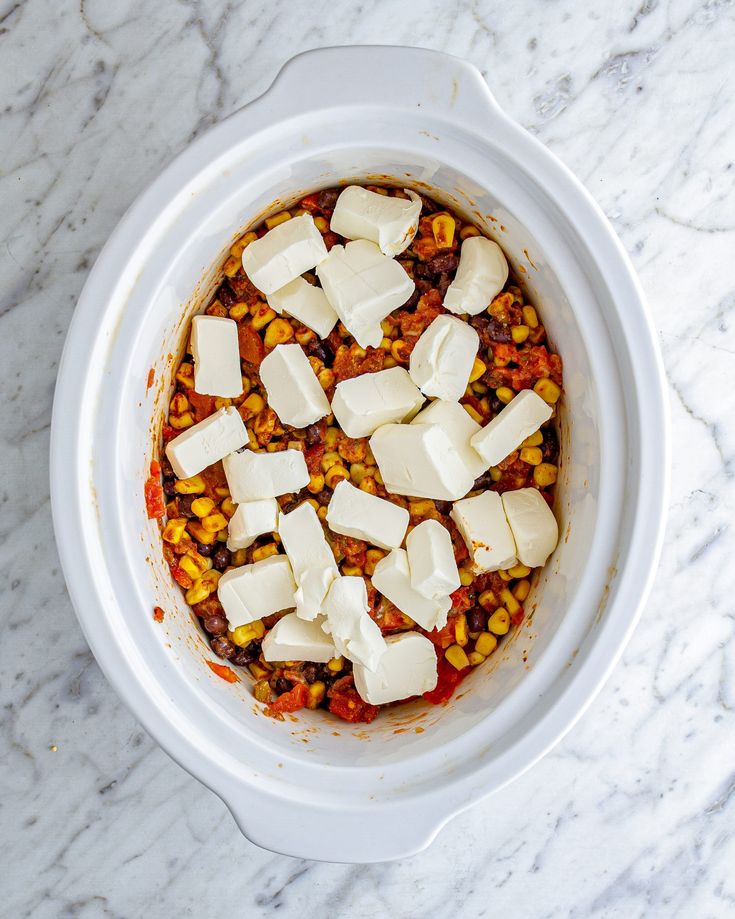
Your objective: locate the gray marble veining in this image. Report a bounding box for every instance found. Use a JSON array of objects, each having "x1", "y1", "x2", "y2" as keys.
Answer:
[{"x1": 2, "y1": 0, "x2": 735, "y2": 916}]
